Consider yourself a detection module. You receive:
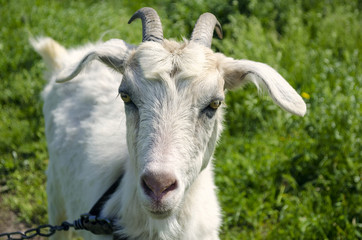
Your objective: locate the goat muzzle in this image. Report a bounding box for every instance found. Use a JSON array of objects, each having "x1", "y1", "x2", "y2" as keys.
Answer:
[{"x1": 141, "y1": 171, "x2": 178, "y2": 202}]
